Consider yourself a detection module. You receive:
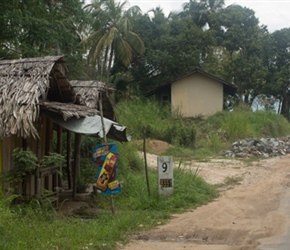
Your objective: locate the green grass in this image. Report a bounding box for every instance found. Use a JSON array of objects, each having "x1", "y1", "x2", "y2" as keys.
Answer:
[
  {"x1": 115, "y1": 98, "x2": 196, "y2": 148},
  {"x1": 117, "y1": 168, "x2": 217, "y2": 212},
  {"x1": 0, "y1": 166, "x2": 217, "y2": 250}
]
